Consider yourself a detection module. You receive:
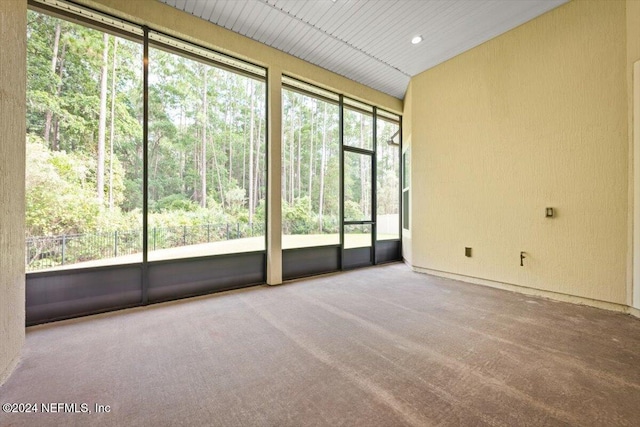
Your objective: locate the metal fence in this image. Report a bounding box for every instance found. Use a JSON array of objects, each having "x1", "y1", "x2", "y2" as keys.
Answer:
[{"x1": 26, "y1": 222, "x2": 265, "y2": 272}]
